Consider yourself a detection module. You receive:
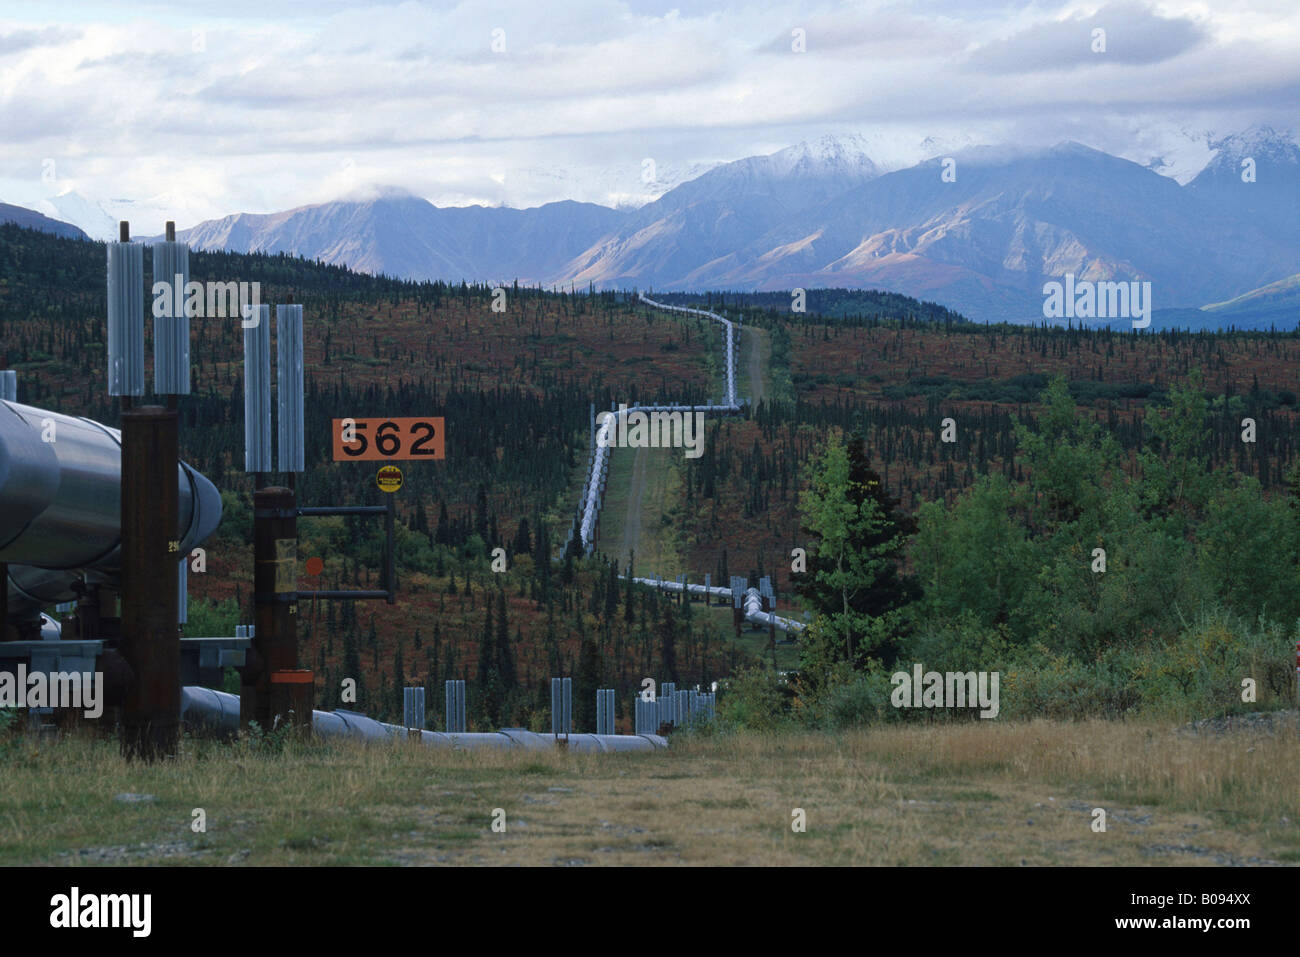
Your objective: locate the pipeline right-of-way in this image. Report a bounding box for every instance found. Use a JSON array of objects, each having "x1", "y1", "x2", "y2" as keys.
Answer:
[
  {"x1": 576, "y1": 293, "x2": 806, "y2": 634},
  {"x1": 577, "y1": 293, "x2": 742, "y2": 549}
]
